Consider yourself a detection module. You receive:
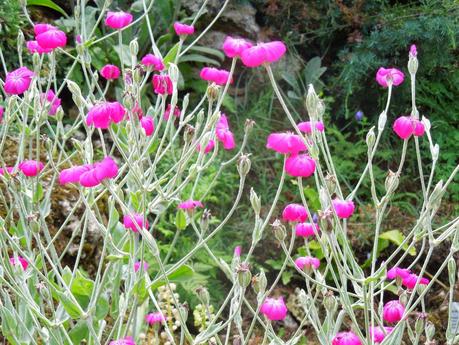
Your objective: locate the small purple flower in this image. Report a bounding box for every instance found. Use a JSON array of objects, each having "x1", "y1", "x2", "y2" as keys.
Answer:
[
  {"x1": 355, "y1": 110, "x2": 364, "y2": 121},
  {"x1": 410, "y1": 44, "x2": 417, "y2": 57},
  {"x1": 312, "y1": 213, "x2": 319, "y2": 223}
]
